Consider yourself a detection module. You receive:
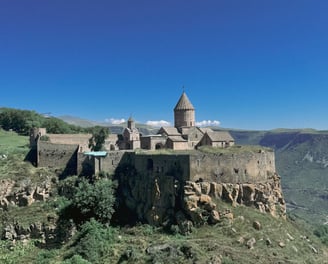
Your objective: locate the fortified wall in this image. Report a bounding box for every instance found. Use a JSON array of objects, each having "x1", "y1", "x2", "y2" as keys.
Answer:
[
  {"x1": 111, "y1": 147, "x2": 285, "y2": 227},
  {"x1": 189, "y1": 148, "x2": 275, "y2": 183},
  {"x1": 34, "y1": 141, "x2": 285, "y2": 227},
  {"x1": 37, "y1": 142, "x2": 79, "y2": 176}
]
